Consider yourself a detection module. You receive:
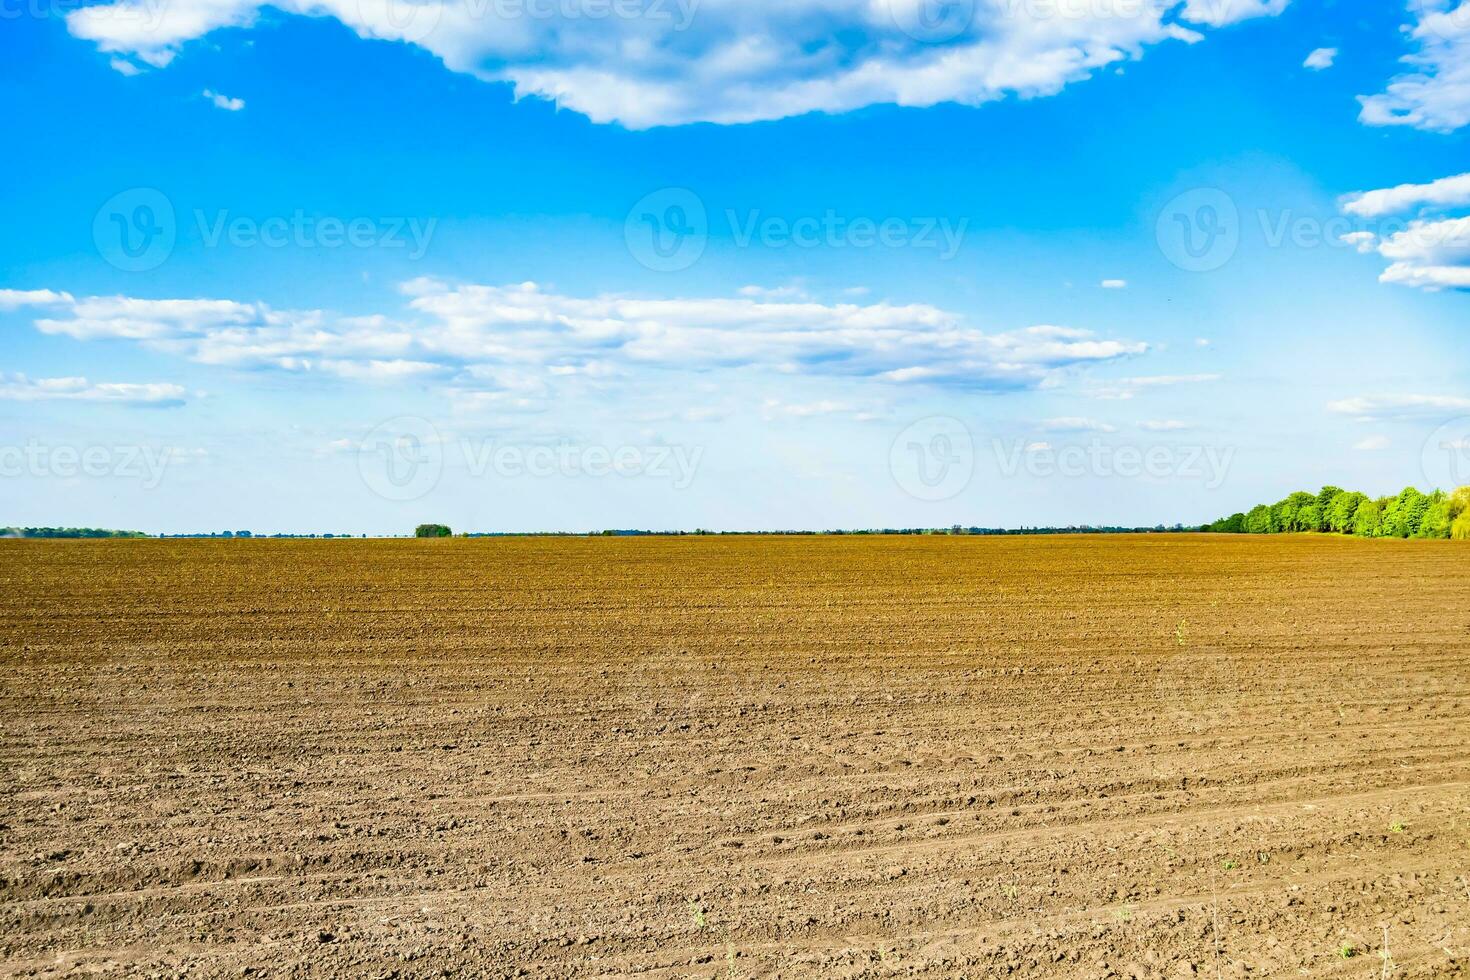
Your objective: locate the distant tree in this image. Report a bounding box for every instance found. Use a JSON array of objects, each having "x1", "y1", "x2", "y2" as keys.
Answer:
[
  {"x1": 1352, "y1": 498, "x2": 1384, "y2": 538},
  {"x1": 1245, "y1": 504, "x2": 1273, "y2": 534},
  {"x1": 1272, "y1": 491, "x2": 1316, "y2": 532},
  {"x1": 1297, "y1": 503, "x2": 1322, "y2": 533},
  {"x1": 1316, "y1": 485, "x2": 1345, "y2": 516},
  {"x1": 1450, "y1": 488, "x2": 1470, "y2": 540},
  {"x1": 415, "y1": 524, "x2": 452, "y2": 538},
  {"x1": 1416, "y1": 491, "x2": 1452, "y2": 539},
  {"x1": 1381, "y1": 487, "x2": 1429, "y2": 539},
  {"x1": 1210, "y1": 512, "x2": 1247, "y2": 533},
  {"x1": 1326, "y1": 492, "x2": 1367, "y2": 533}
]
